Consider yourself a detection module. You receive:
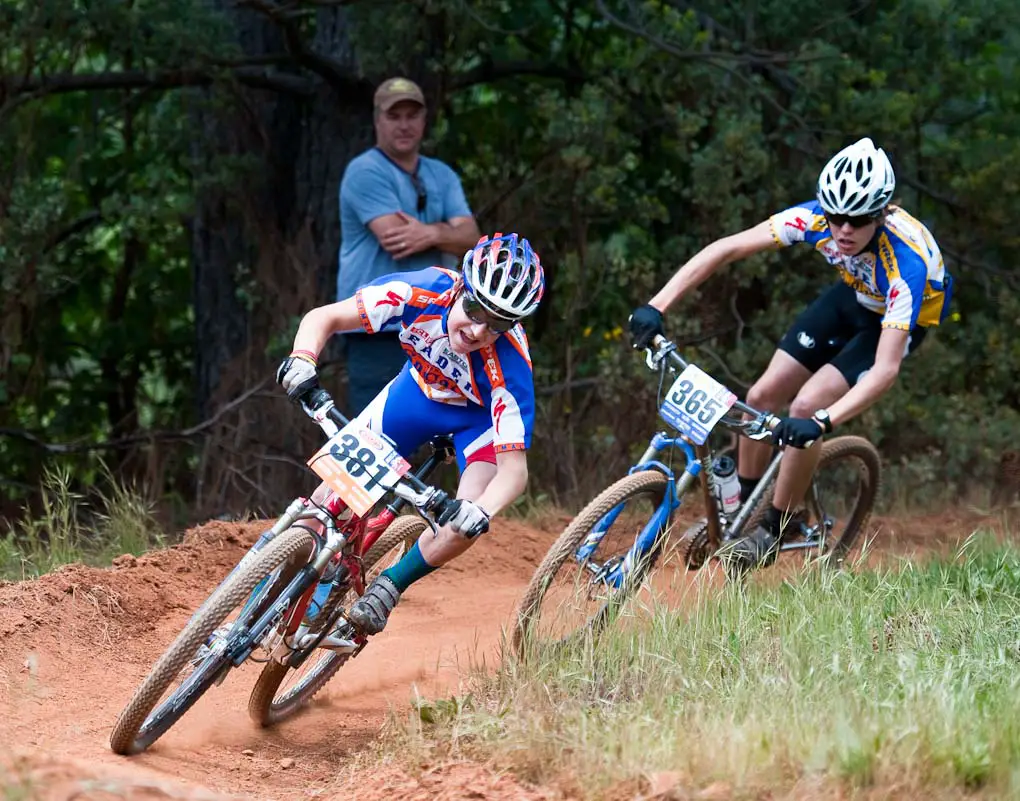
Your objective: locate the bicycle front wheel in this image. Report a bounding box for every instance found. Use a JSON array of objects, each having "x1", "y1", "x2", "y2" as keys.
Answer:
[
  {"x1": 247, "y1": 515, "x2": 427, "y2": 726},
  {"x1": 109, "y1": 527, "x2": 315, "y2": 754},
  {"x1": 512, "y1": 470, "x2": 669, "y2": 657}
]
